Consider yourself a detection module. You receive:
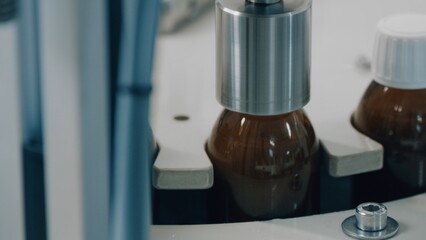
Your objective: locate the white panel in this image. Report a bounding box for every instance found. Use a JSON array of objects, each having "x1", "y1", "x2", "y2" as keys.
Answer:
[
  {"x1": 151, "y1": 8, "x2": 217, "y2": 189},
  {"x1": 39, "y1": 0, "x2": 84, "y2": 238},
  {"x1": 39, "y1": 1, "x2": 109, "y2": 240},
  {"x1": 0, "y1": 22, "x2": 25, "y2": 240},
  {"x1": 78, "y1": 0, "x2": 110, "y2": 239}
]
